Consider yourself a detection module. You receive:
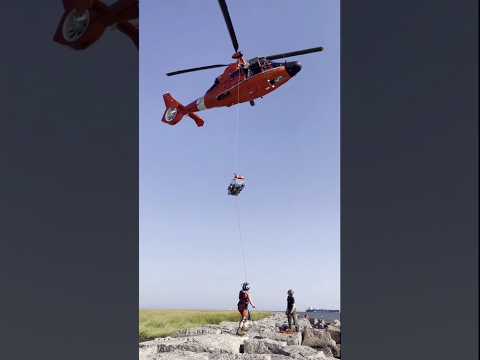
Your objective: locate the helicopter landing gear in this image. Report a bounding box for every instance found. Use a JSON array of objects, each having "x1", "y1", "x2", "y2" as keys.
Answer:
[{"x1": 249, "y1": 100, "x2": 255, "y2": 106}]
